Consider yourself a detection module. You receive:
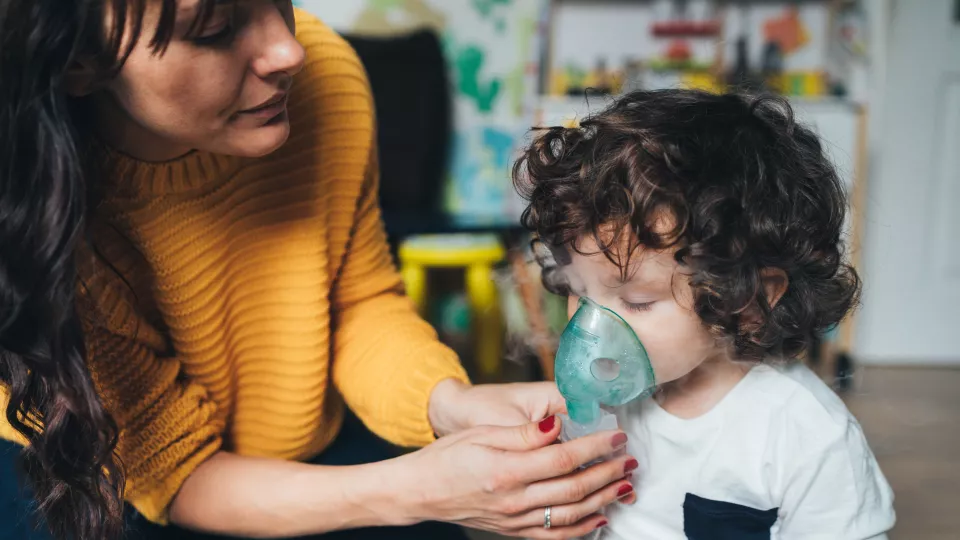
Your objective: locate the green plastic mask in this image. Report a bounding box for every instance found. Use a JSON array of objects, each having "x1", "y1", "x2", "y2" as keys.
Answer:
[{"x1": 555, "y1": 297, "x2": 657, "y2": 431}]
